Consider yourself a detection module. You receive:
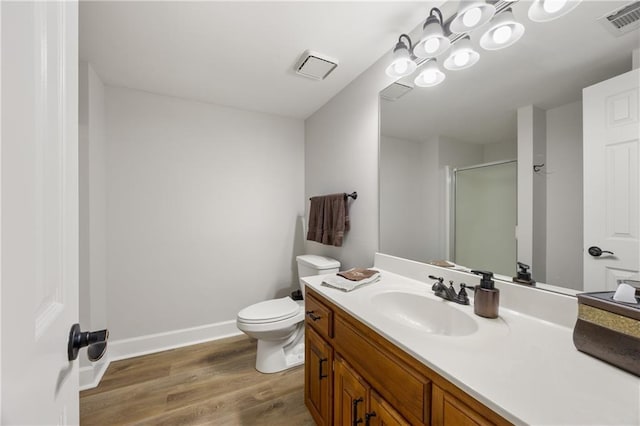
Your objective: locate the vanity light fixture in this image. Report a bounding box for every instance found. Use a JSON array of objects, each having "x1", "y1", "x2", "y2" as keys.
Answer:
[
  {"x1": 450, "y1": 0, "x2": 496, "y2": 34},
  {"x1": 414, "y1": 59, "x2": 446, "y2": 87},
  {"x1": 444, "y1": 36, "x2": 480, "y2": 71},
  {"x1": 414, "y1": 8, "x2": 451, "y2": 59},
  {"x1": 384, "y1": 0, "x2": 582, "y2": 86},
  {"x1": 385, "y1": 34, "x2": 417, "y2": 78},
  {"x1": 528, "y1": 0, "x2": 583, "y2": 22},
  {"x1": 479, "y1": 8, "x2": 525, "y2": 50}
]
